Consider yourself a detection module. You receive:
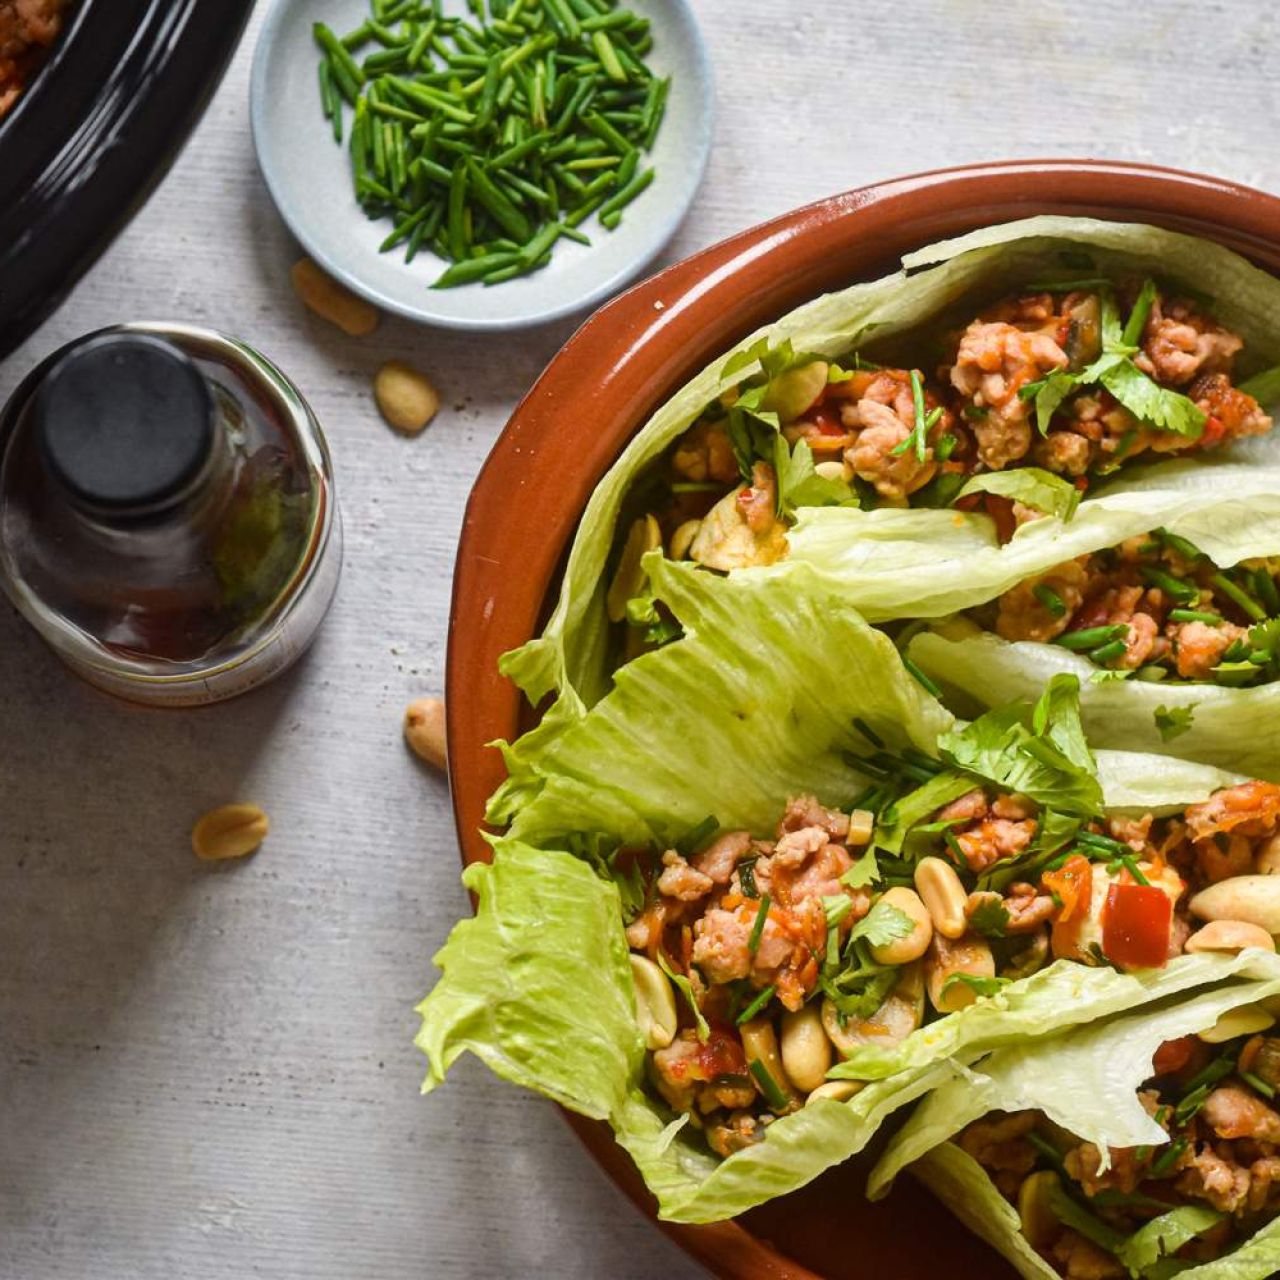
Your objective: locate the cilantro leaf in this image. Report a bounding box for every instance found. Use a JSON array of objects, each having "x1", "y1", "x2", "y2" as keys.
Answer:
[
  {"x1": 1090, "y1": 668, "x2": 1135, "y2": 684},
  {"x1": 939, "y1": 673, "x2": 1102, "y2": 817},
  {"x1": 956, "y1": 467, "x2": 1081, "y2": 522},
  {"x1": 873, "y1": 770, "x2": 976, "y2": 855},
  {"x1": 940, "y1": 973, "x2": 1010, "y2": 1001},
  {"x1": 1099, "y1": 359, "x2": 1205, "y2": 439},
  {"x1": 772, "y1": 435, "x2": 858, "y2": 518},
  {"x1": 1249, "y1": 616, "x2": 1280, "y2": 656},
  {"x1": 967, "y1": 897, "x2": 1010, "y2": 938},
  {"x1": 1115, "y1": 1205, "x2": 1224, "y2": 1277},
  {"x1": 1154, "y1": 704, "x2": 1196, "y2": 743},
  {"x1": 847, "y1": 900, "x2": 915, "y2": 950},
  {"x1": 822, "y1": 894, "x2": 855, "y2": 929},
  {"x1": 725, "y1": 405, "x2": 778, "y2": 481},
  {"x1": 841, "y1": 847, "x2": 880, "y2": 889}
]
